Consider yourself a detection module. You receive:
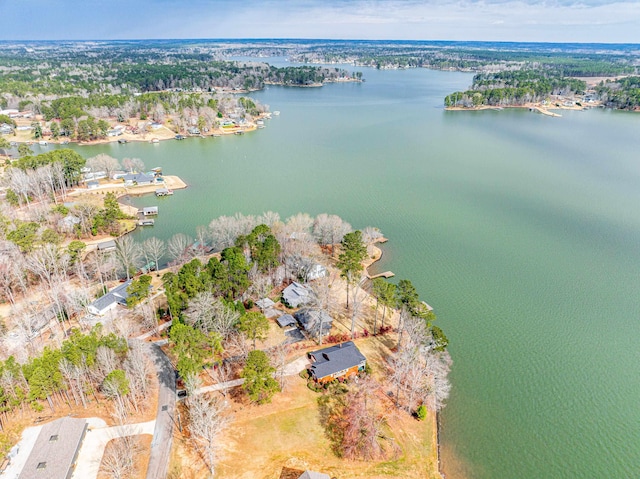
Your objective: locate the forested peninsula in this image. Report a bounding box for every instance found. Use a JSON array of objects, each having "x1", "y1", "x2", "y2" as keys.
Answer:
[{"x1": 0, "y1": 42, "x2": 361, "y2": 144}]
